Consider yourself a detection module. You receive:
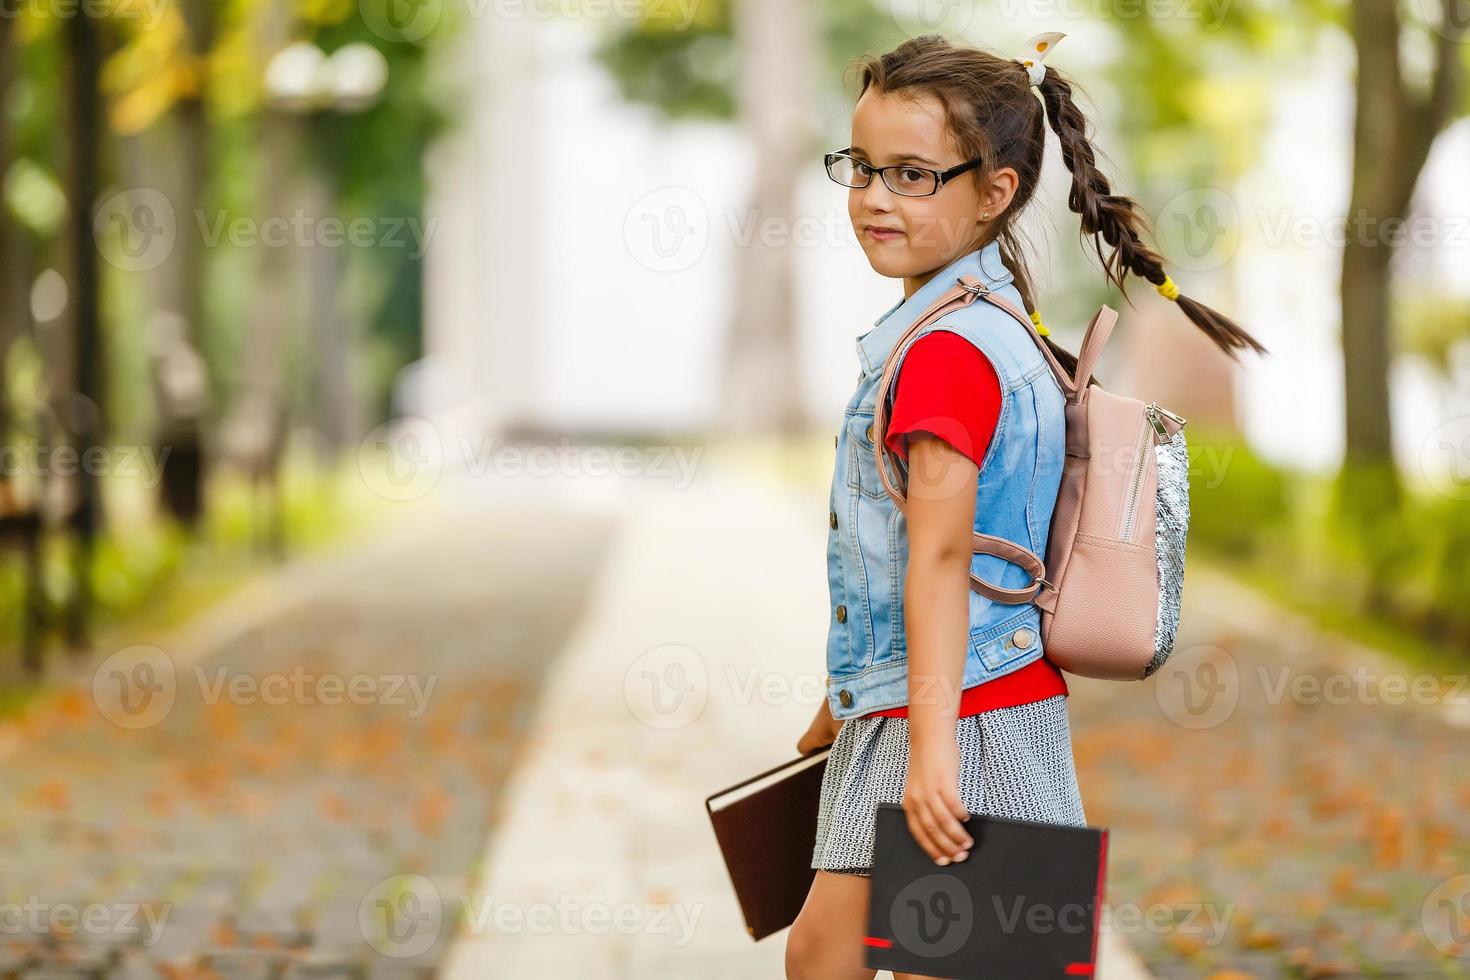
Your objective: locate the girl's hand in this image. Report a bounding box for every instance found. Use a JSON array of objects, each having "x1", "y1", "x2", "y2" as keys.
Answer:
[
  {"x1": 796, "y1": 699, "x2": 842, "y2": 756},
  {"x1": 902, "y1": 734, "x2": 974, "y2": 865}
]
